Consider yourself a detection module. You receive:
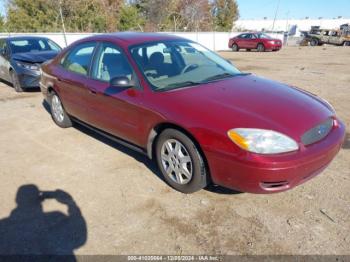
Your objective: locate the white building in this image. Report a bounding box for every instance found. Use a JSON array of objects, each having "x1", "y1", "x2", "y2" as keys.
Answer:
[{"x1": 234, "y1": 18, "x2": 350, "y2": 36}]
